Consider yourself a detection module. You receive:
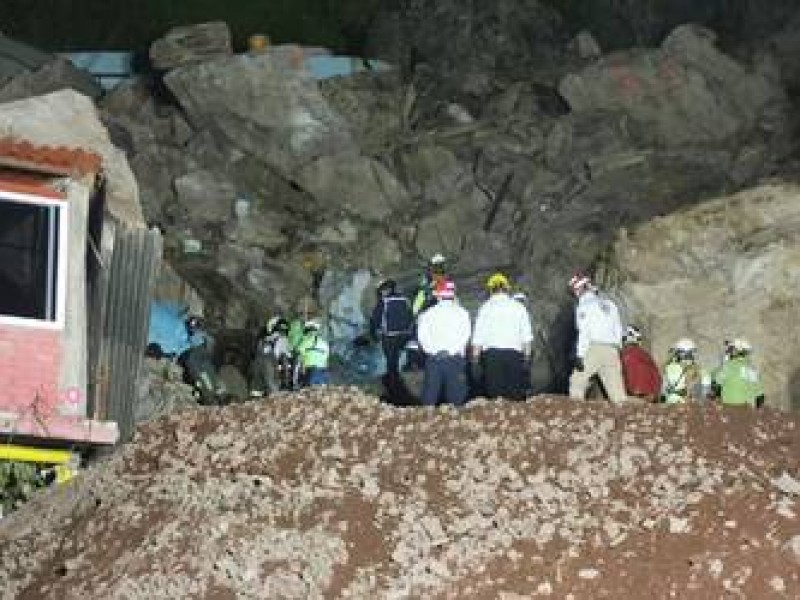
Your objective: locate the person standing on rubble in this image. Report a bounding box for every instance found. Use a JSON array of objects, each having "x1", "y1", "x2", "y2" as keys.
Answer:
[
  {"x1": 471, "y1": 273, "x2": 533, "y2": 400},
  {"x1": 662, "y1": 338, "x2": 711, "y2": 403},
  {"x1": 568, "y1": 272, "x2": 627, "y2": 404},
  {"x1": 416, "y1": 279, "x2": 472, "y2": 406},
  {"x1": 712, "y1": 338, "x2": 764, "y2": 407},
  {"x1": 298, "y1": 319, "x2": 330, "y2": 386},
  {"x1": 370, "y1": 278, "x2": 414, "y2": 386},
  {"x1": 619, "y1": 325, "x2": 661, "y2": 402}
]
